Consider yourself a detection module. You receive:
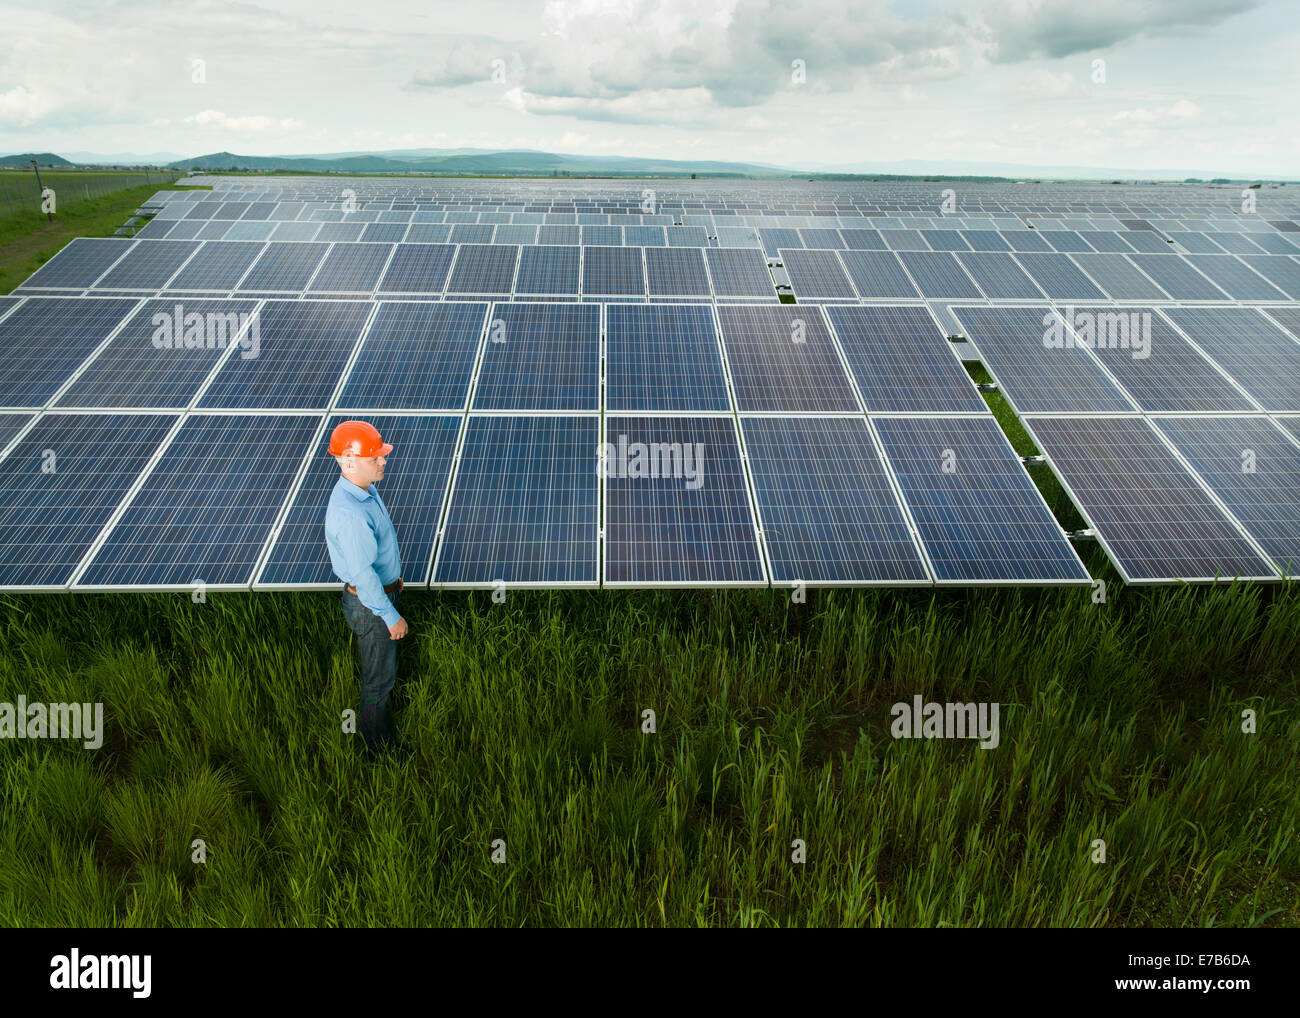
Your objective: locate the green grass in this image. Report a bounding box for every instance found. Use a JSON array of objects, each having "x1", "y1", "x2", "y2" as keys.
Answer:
[{"x1": 0, "y1": 585, "x2": 1295, "y2": 927}]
